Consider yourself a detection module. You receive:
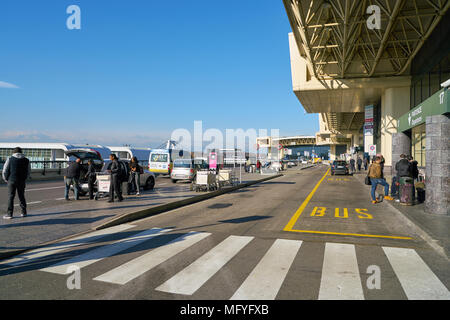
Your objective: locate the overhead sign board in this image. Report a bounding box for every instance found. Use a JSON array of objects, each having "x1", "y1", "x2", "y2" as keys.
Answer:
[{"x1": 398, "y1": 88, "x2": 449, "y2": 132}]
